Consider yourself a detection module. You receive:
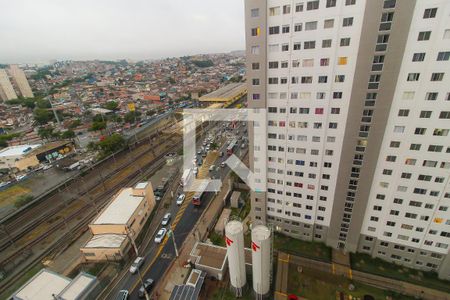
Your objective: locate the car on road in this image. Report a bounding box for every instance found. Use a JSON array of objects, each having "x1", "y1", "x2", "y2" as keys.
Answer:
[
  {"x1": 129, "y1": 257, "x2": 145, "y2": 274},
  {"x1": 219, "y1": 151, "x2": 224, "y2": 157},
  {"x1": 220, "y1": 162, "x2": 226, "y2": 168},
  {"x1": 161, "y1": 213, "x2": 171, "y2": 226},
  {"x1": 154, "y1": 228, "x2": 167, "y2": 243},
  {"x1": 176, "y1": 193, "x2": 186, "y2": 205},
  {"x1": 209, "y1": 165, "x2": 215, "y2": 172},
  {"x1": 241, "y1": 143, "x2": 246, "y2": 149},
  {"x1": 193, "y1": 167, "x2": 198, "y2": 175},
  {"x1": 197, "y1": 150, "x2": 202, "y2": 155},
  {"x1": 138, "y1": 278, "x2": 154, "y2": 298},
  {"x1": 116, "y1": 290, "x2": 129, "y2": 300}
]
